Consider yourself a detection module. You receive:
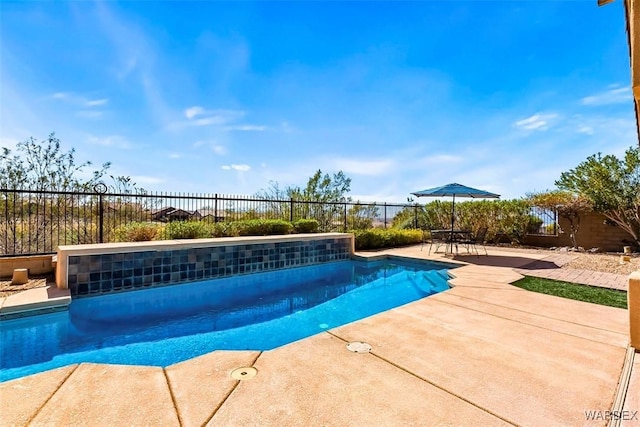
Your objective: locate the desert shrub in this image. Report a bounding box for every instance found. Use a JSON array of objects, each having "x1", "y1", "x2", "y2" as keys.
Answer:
[
  {"x1": 113, "y1": 221, "x2": 163, "y2": 242},
  {"x1": 212, "y1": 221, "x2": 240, "y2": 237},
  {"x1": 526, "y1": 216, "x2": 544, "y2": 234},
  {"x1": 495, "y1": 199, "x2": 535, "y2": 243},
  {"x1": 236, "y1": 219, "x2": 293, "y2": 236},
  {"x1": 293, "y1": 219, "x2": 319, "y2": 233},
  {"x1": 162, "y1": 220, "x2": 212, "y2": 239},
  {"x1": 401, "y1": 199, "x2": 536, "y2": 244},
  {"x1": 545, "y1": 223, "x2": 558, "y2": 234},
  {"x1": 353, "y1": 228, "x2": 422, "y2": 250}
]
